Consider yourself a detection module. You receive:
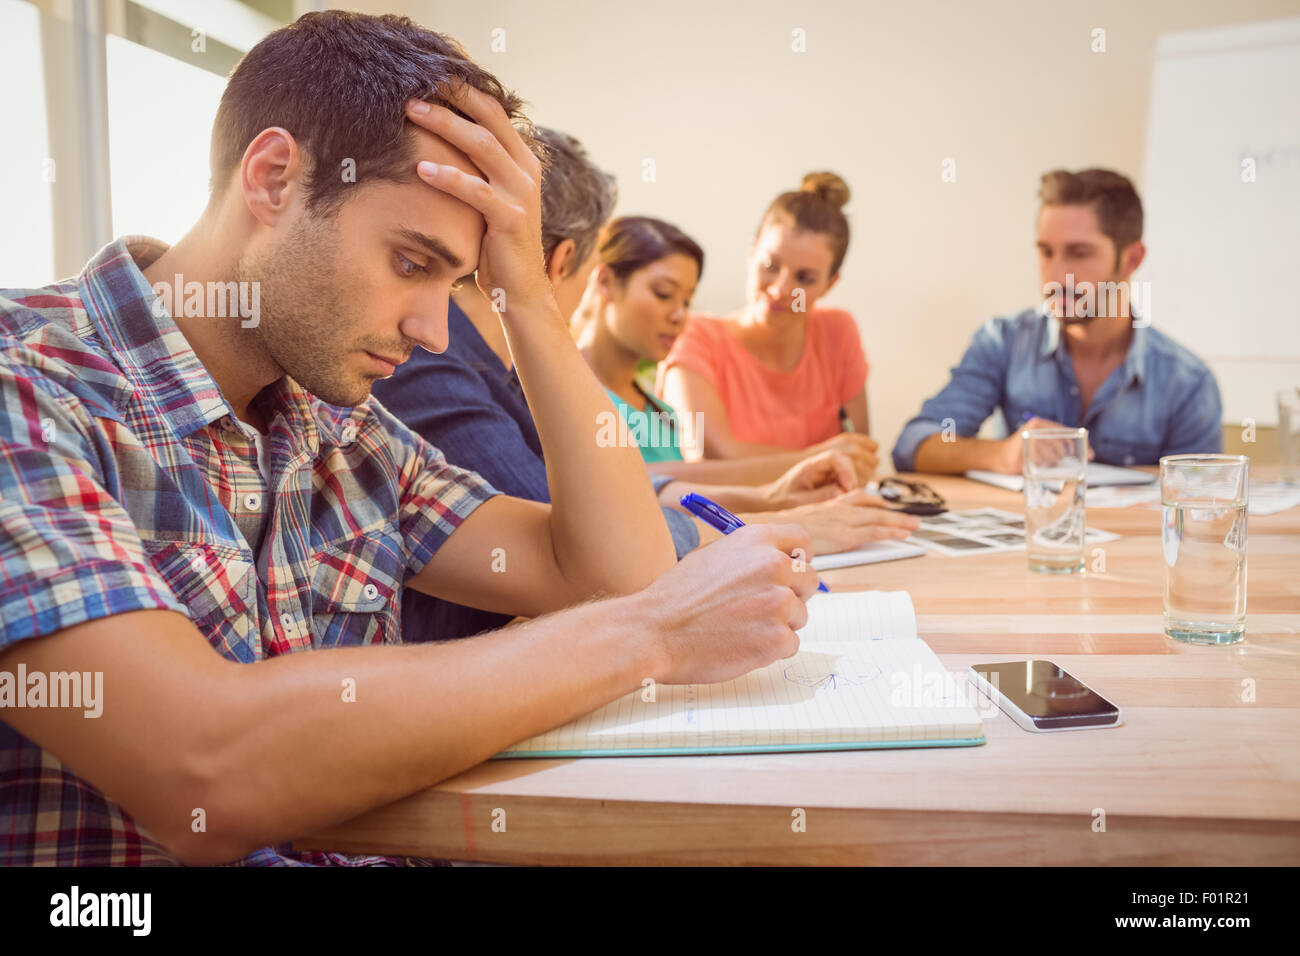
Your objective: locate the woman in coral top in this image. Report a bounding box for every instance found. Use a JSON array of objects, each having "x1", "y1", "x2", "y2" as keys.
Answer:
[
  {"x1": 575, "y1": 215, "x2": 918, "y2": 551},
  {"x1": 658, "y1": 172, "x2": 878, "y2": 480}
]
